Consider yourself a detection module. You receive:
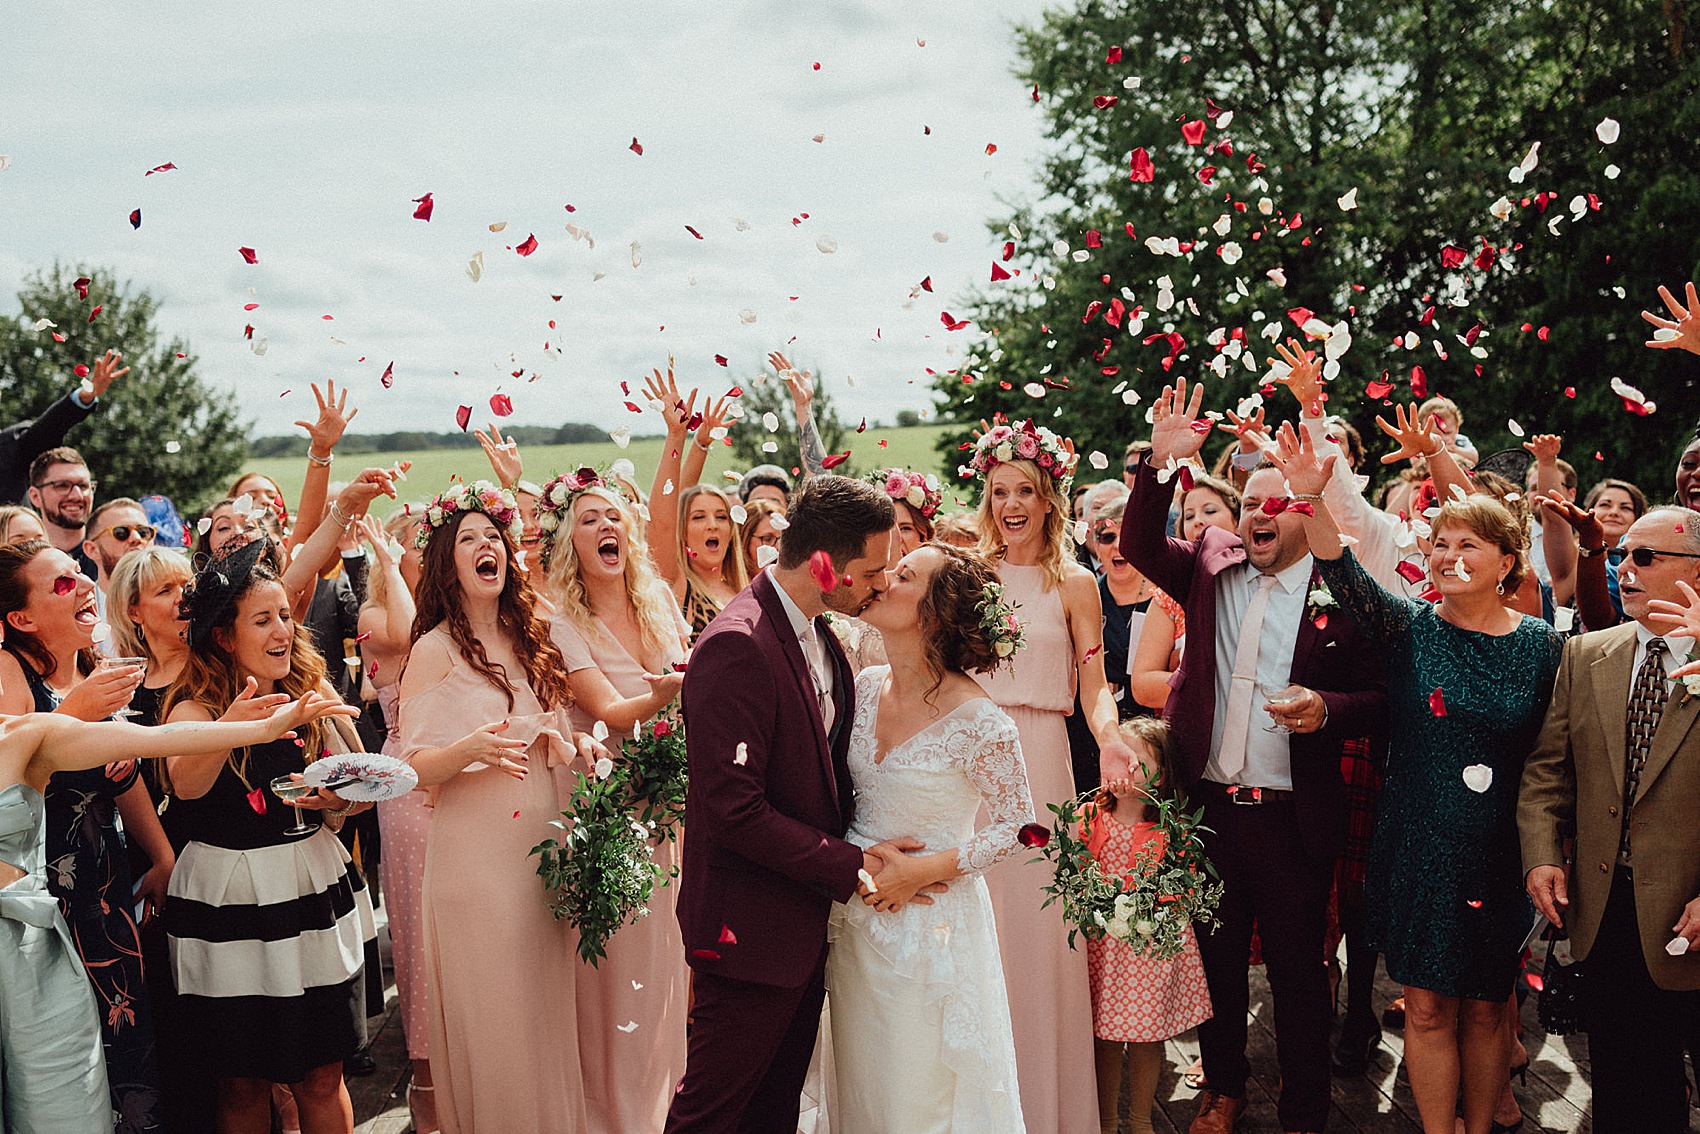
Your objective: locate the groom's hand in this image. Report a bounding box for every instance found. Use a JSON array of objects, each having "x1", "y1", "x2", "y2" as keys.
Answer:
[{"x1": 859, "y1": 837, "x2": 948, "y2": 911}]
